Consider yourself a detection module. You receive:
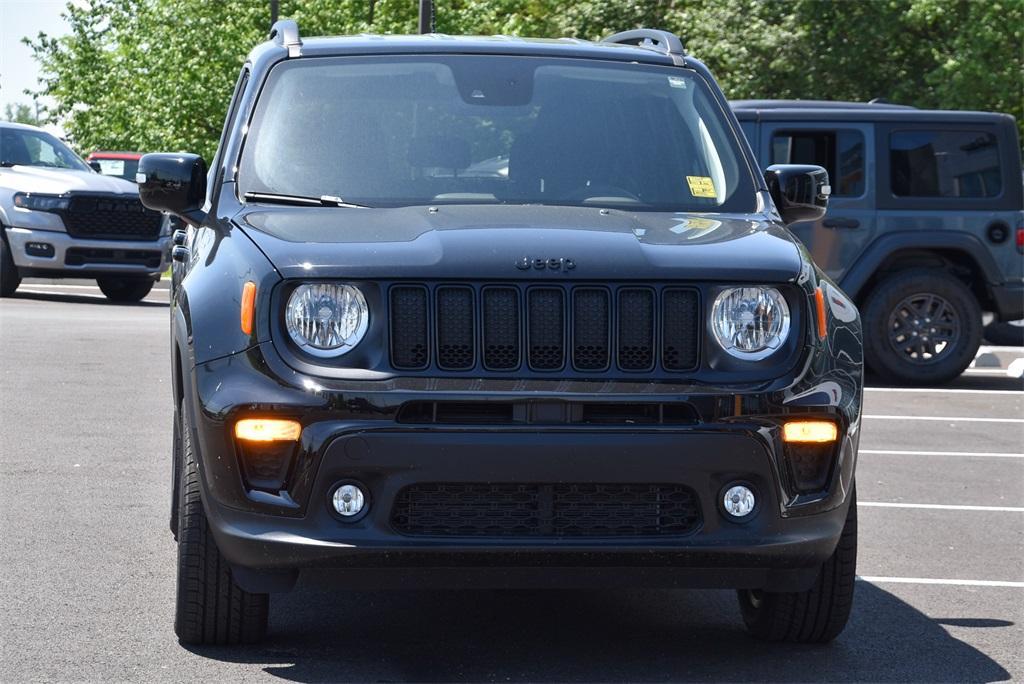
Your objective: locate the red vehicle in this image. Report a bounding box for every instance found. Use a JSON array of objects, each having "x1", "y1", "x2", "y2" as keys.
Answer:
[{"x1": 86, "y1": 151, "x2": 142, "y2": 183}]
